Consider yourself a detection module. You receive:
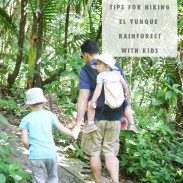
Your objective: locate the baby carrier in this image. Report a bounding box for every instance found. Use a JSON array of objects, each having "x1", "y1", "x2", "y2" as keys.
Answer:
[{"x1": 83, "y1": 62, "x2": 124, "y2": 121}]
